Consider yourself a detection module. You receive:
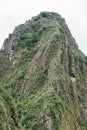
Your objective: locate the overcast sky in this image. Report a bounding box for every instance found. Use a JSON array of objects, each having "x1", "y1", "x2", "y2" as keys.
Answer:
[{"x1": 0, "y1": 0, "x2": 87, "y2": 55}]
